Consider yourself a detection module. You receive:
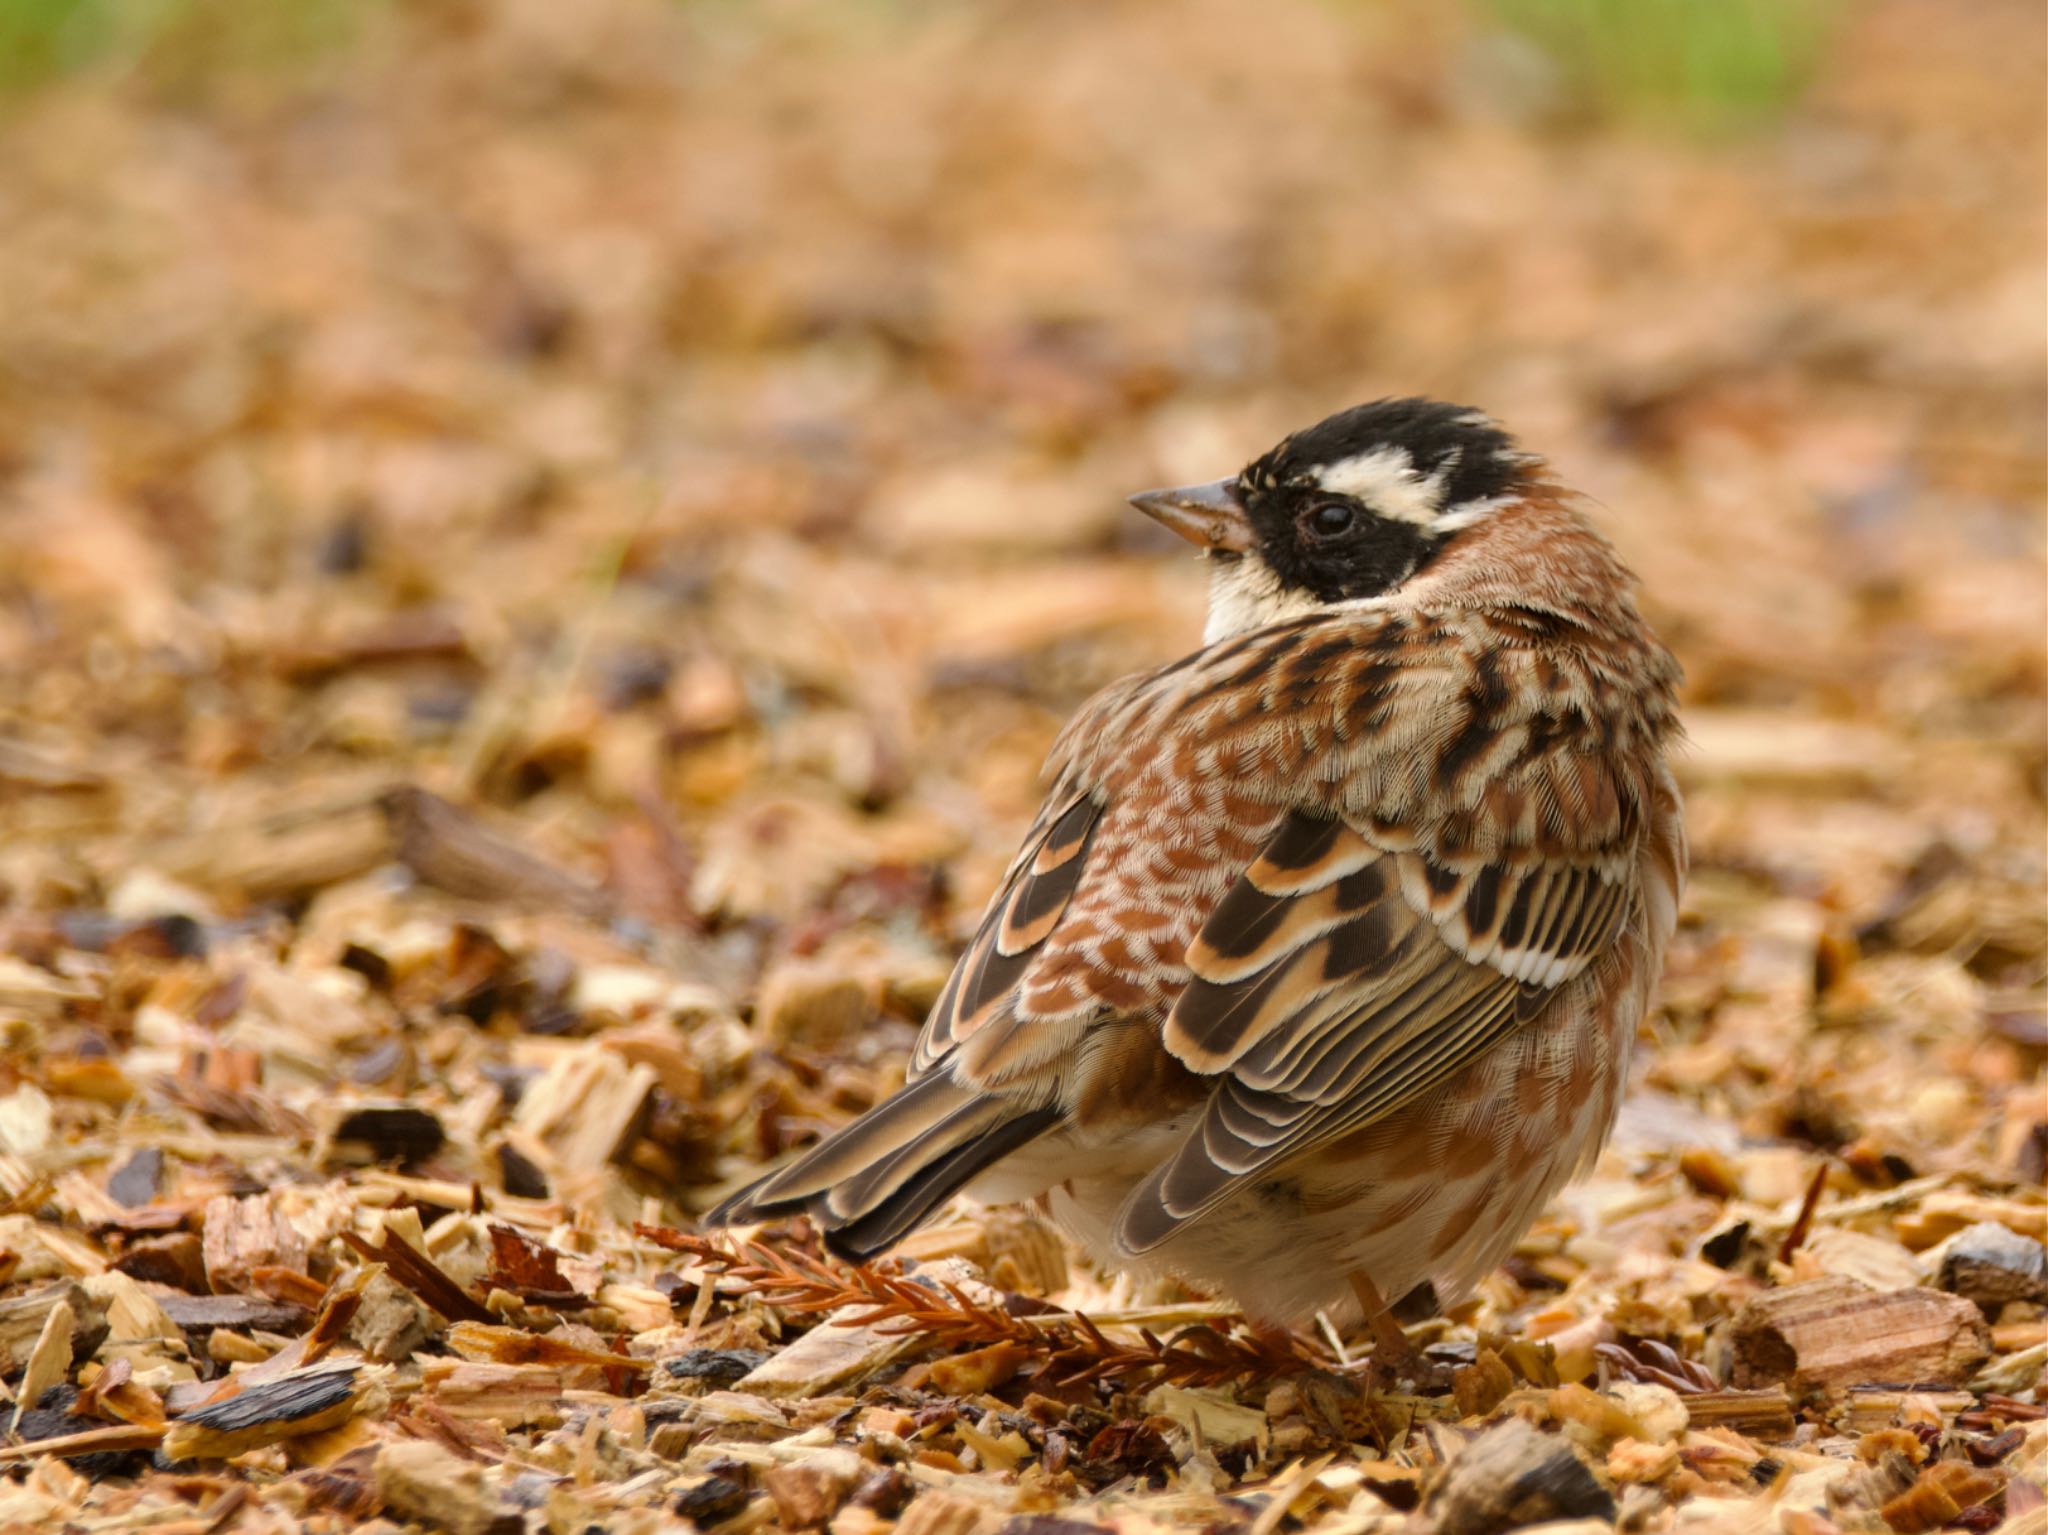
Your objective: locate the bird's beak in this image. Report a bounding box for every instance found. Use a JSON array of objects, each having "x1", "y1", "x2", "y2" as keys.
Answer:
[{"x1": 1127, "y1": 478, "x2": 1254, "y2": 555}]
